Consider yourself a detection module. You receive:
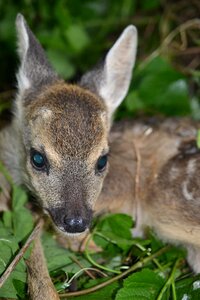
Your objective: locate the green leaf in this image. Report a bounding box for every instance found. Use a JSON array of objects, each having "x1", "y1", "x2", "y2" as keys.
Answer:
[
  {"x1": 42, "y1": 232, "x2": 72, "y2": 272},
  {"x1": 116, "y1": 268, "x2": 166, "y2": 300},
  {"x1": 0, "y1": 263, "x2": 27, "y2": 298},
  {"x1": 140, "y1": 0, "x2": 161, "y2": 10},
  {"x1": 128, "y1": 57, "x2": 191, "y2": 116},
  {"x1": 65, "y1": 24, "x2": 90, "y2": 53},
  {"x1": 12, "y1": 185, "x2": 28, "y2": 210},
  {"x1": 74, "y1": 281, "x2": 119, "y2": 300},
  {"x1": 11, "y1": 185, "x2": 34, "y2": 242},
  {"x1": 47, "y1": 49, "x2": 76, "y2": 79},
  {"x1": 12, "y1": 207, "x2": 34, "y2": 242},
  {"x1": 13, "y1": 279, "x2": 27, "y2": 299},
  {"x1": 0, "y1": 237, "x2": 27, "y2": 298},
  {"x1": 94, "y1": 214, "x2": 133, "y2": 250},
  {"x1": 125, "y1": 91, "x2": 145, "y2": 113},
  {"x1": 3, "y1": 210, "x2": 12, "y2": 229},
  {"x1": 139, "y1": 75, "x2": 190, "y2": 115},
  {"x1": 96, "y1": 214, "x2": 133, "y2": 239},
  {"x1": 176, "y1": 274, "x2": 200, "y2": 300}
]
